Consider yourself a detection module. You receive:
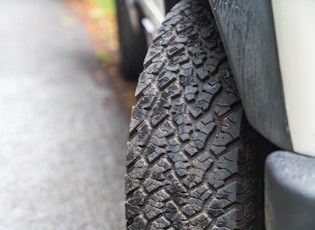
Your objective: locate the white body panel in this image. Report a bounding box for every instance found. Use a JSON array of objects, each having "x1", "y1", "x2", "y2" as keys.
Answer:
[
  {"x1": 138, "y1": 0, "x2": 165, "y2": 29},
  {"x1": 272, "y1": 0, "x2": 315, "y2": 157}
]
